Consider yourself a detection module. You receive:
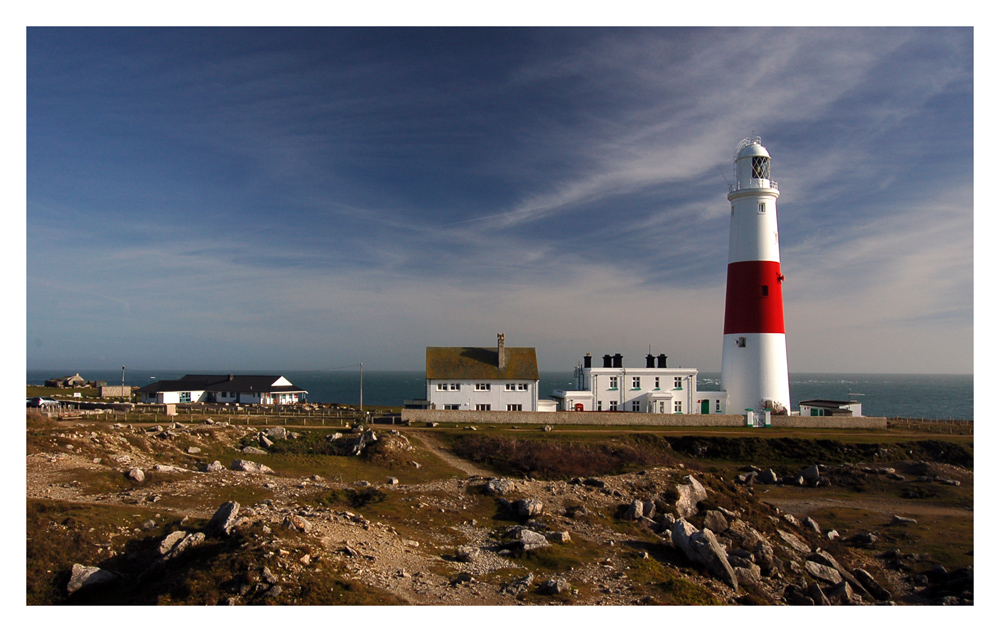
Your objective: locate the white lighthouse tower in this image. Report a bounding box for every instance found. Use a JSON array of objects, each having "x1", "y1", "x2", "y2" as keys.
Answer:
[{"x1": 720, "y1": 137, "x2": 790, "y2": 414}]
